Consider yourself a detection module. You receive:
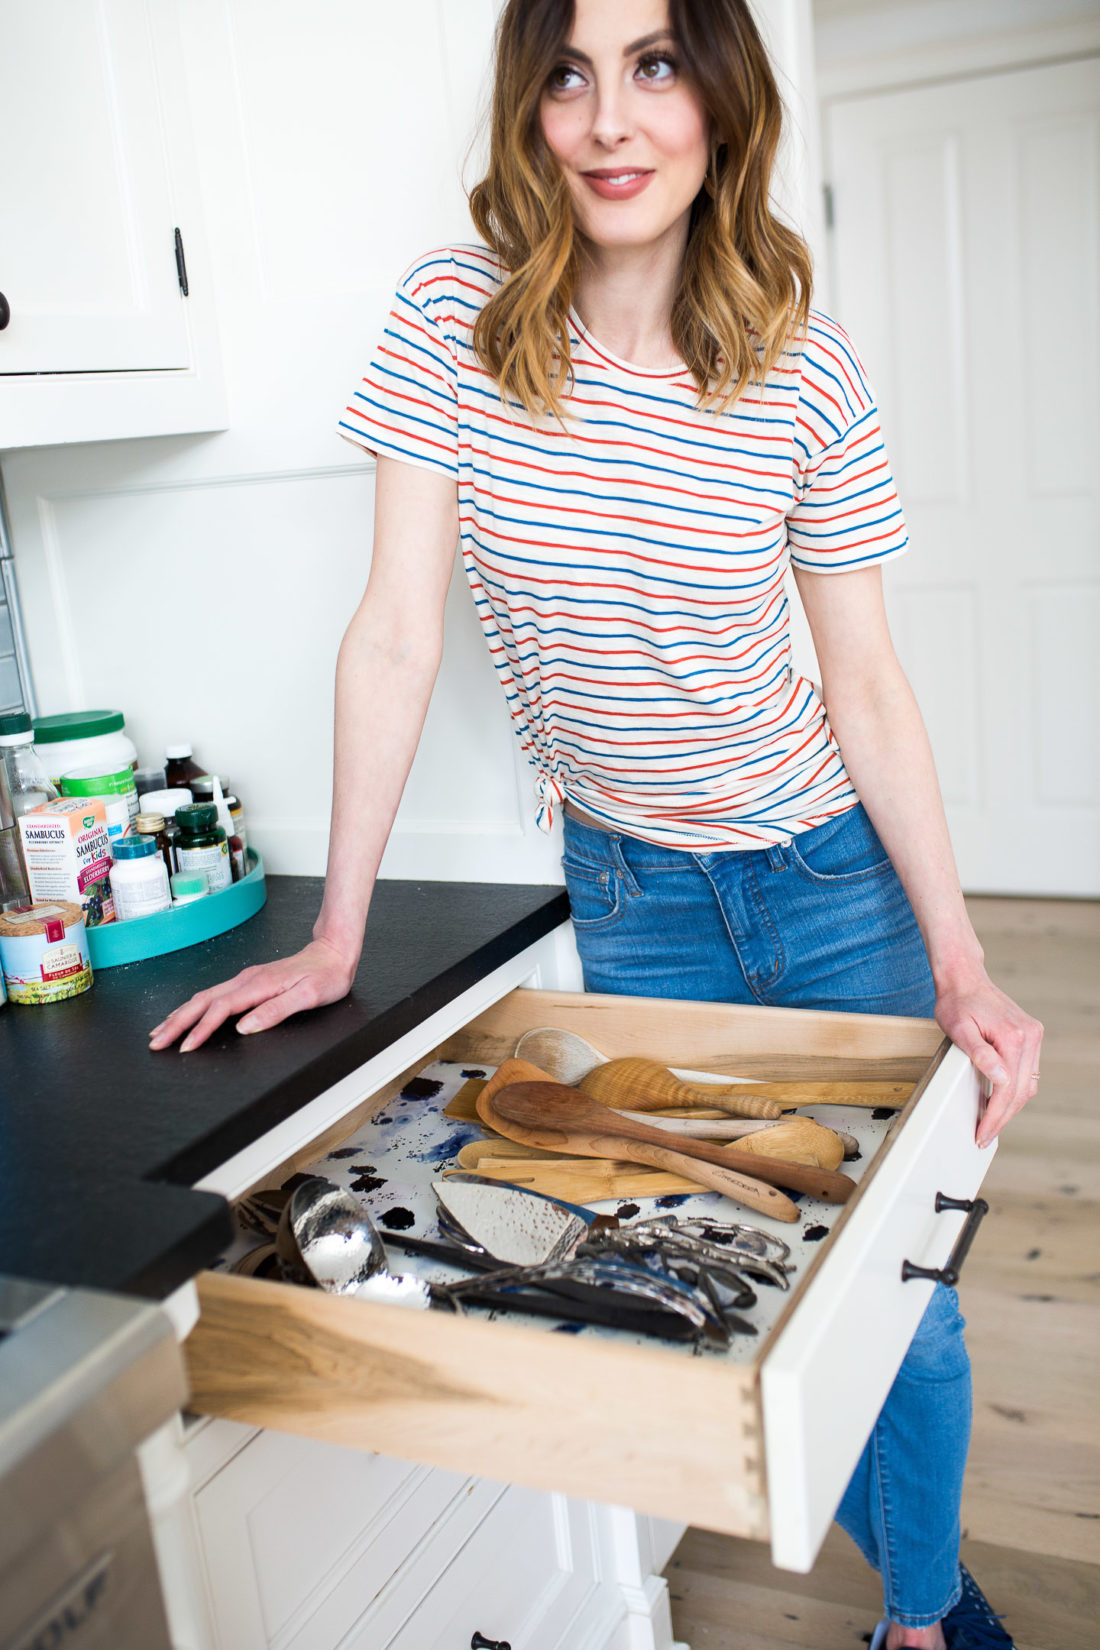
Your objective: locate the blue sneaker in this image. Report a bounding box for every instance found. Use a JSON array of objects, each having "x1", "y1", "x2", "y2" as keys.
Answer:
[
  {"x1": 941, "y1": 1565, "x2": 1014, "y2": 1647},
  {"x1": 866, "y1": 1565, "x2": 1014, "y2": 1649}
]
